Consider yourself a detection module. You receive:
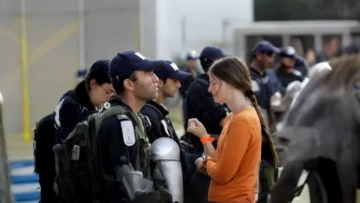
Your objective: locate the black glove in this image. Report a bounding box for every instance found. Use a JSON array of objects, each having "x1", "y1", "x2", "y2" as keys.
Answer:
[
  {"x1": 158, "y1": 184, "x2": 173, "y2": 203},
  {"x1": 152, "y1": 166, "x2": 173, "y2": 203},
  {"x1": 132, "y1": 188, "x2": 172, "y2": 203},
  {"x1": 132, "y1": 190, "x2": 161, "y2": 203}
]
